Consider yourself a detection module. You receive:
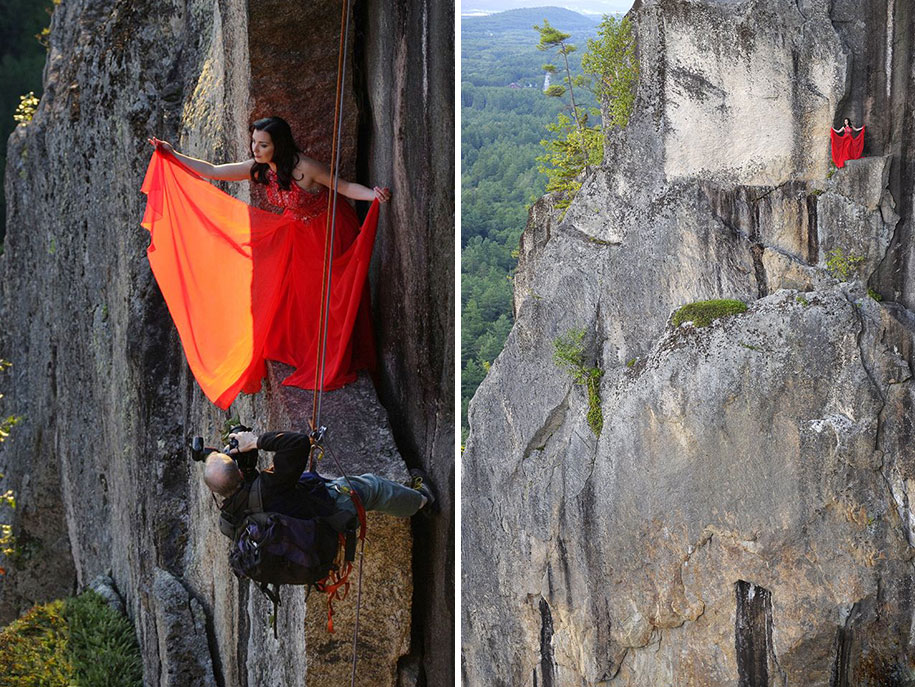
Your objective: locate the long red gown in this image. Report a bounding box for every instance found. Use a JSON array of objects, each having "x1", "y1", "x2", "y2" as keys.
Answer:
[
  {"x1": 140, "y1": 150, "x2": 377, "y2": 409},
  {"x1": 830, "y1": 125, "x2": 865, "y2": 168}
]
